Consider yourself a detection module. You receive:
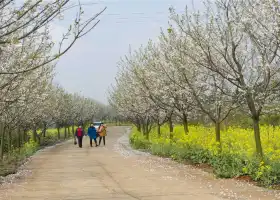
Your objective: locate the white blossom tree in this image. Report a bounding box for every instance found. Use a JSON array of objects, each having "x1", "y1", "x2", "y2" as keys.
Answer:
[{"x1": 168, "y1": 0, "x2": 280, "y2": 156}]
